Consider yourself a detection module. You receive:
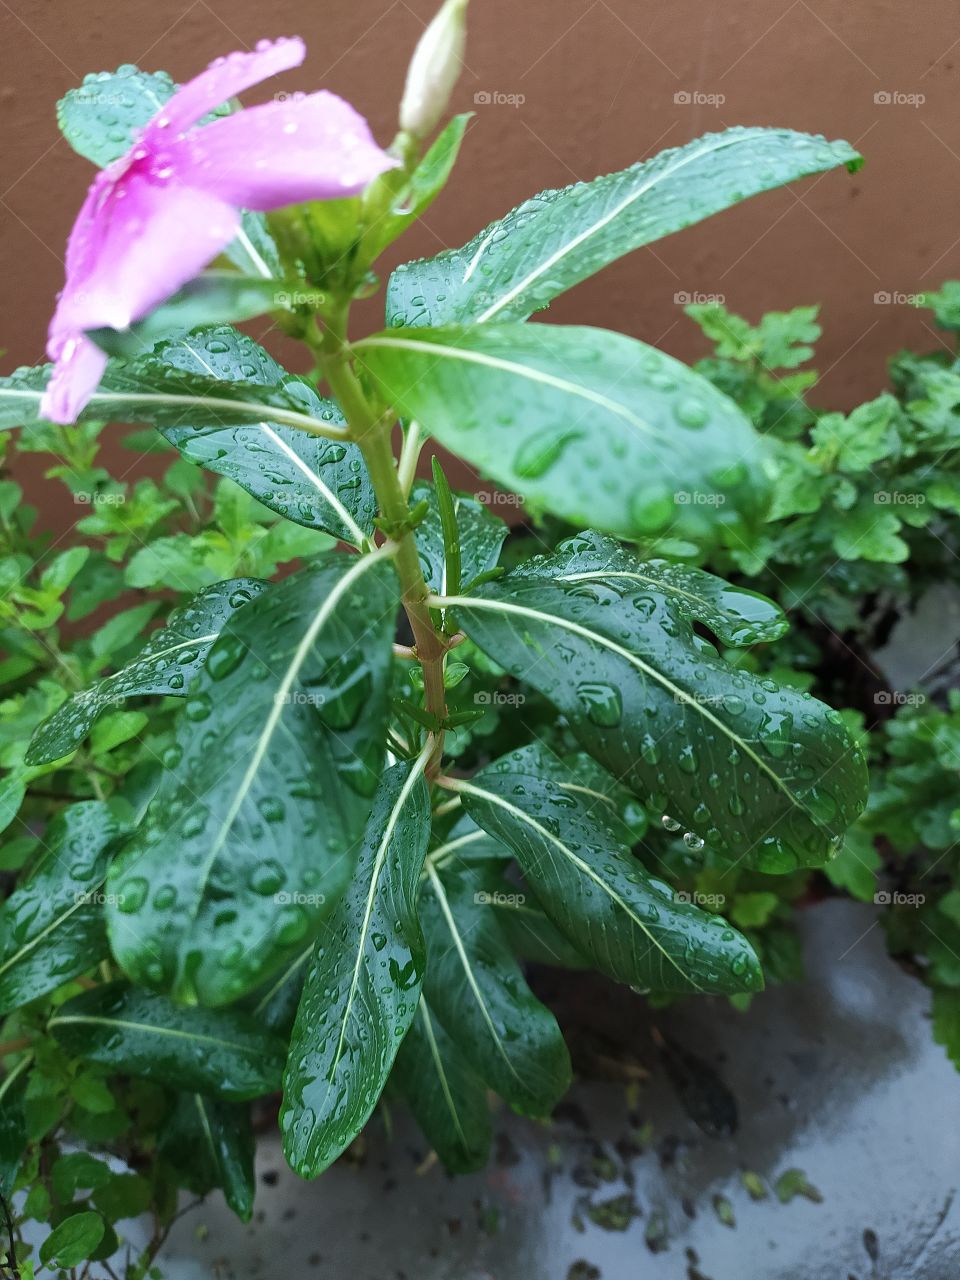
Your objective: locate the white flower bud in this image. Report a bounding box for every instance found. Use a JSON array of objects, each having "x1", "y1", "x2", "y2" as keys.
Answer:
[{"x1": 399, "y1": 0, "x2": 469, "y2": 138}]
